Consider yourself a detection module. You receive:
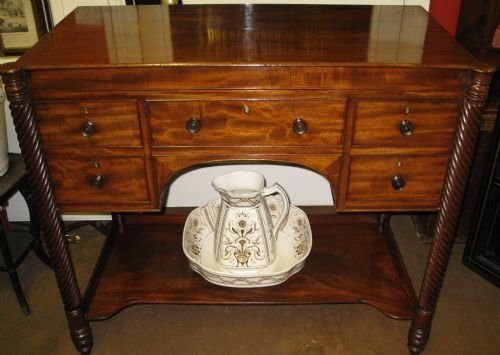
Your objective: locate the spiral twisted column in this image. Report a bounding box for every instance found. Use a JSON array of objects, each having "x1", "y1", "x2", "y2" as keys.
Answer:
[
  {"x1": 1, "y1": 66, "x2": 93, "y2": 354},
  {"x1": 408, "y1": 67, "x2": 494, "y2": 354}
]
